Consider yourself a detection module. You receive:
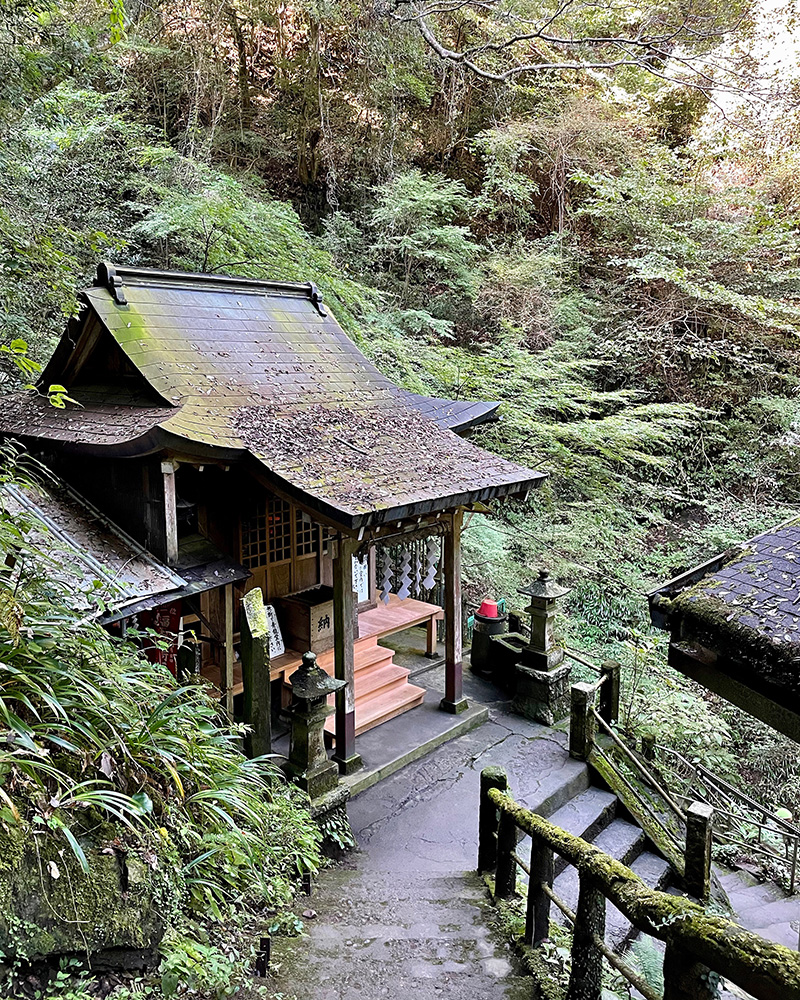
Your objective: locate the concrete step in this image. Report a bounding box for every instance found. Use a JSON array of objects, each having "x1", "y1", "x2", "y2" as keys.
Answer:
[
  {"x1": 548, "y1": 788, "x2": 617, "y2": 876},
  {"x1": 552, "y1": 819, "x2": 646, "y2": 925},
  {"x1": 607, "y1": 852, "x2": 672, "y2": 950}
]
